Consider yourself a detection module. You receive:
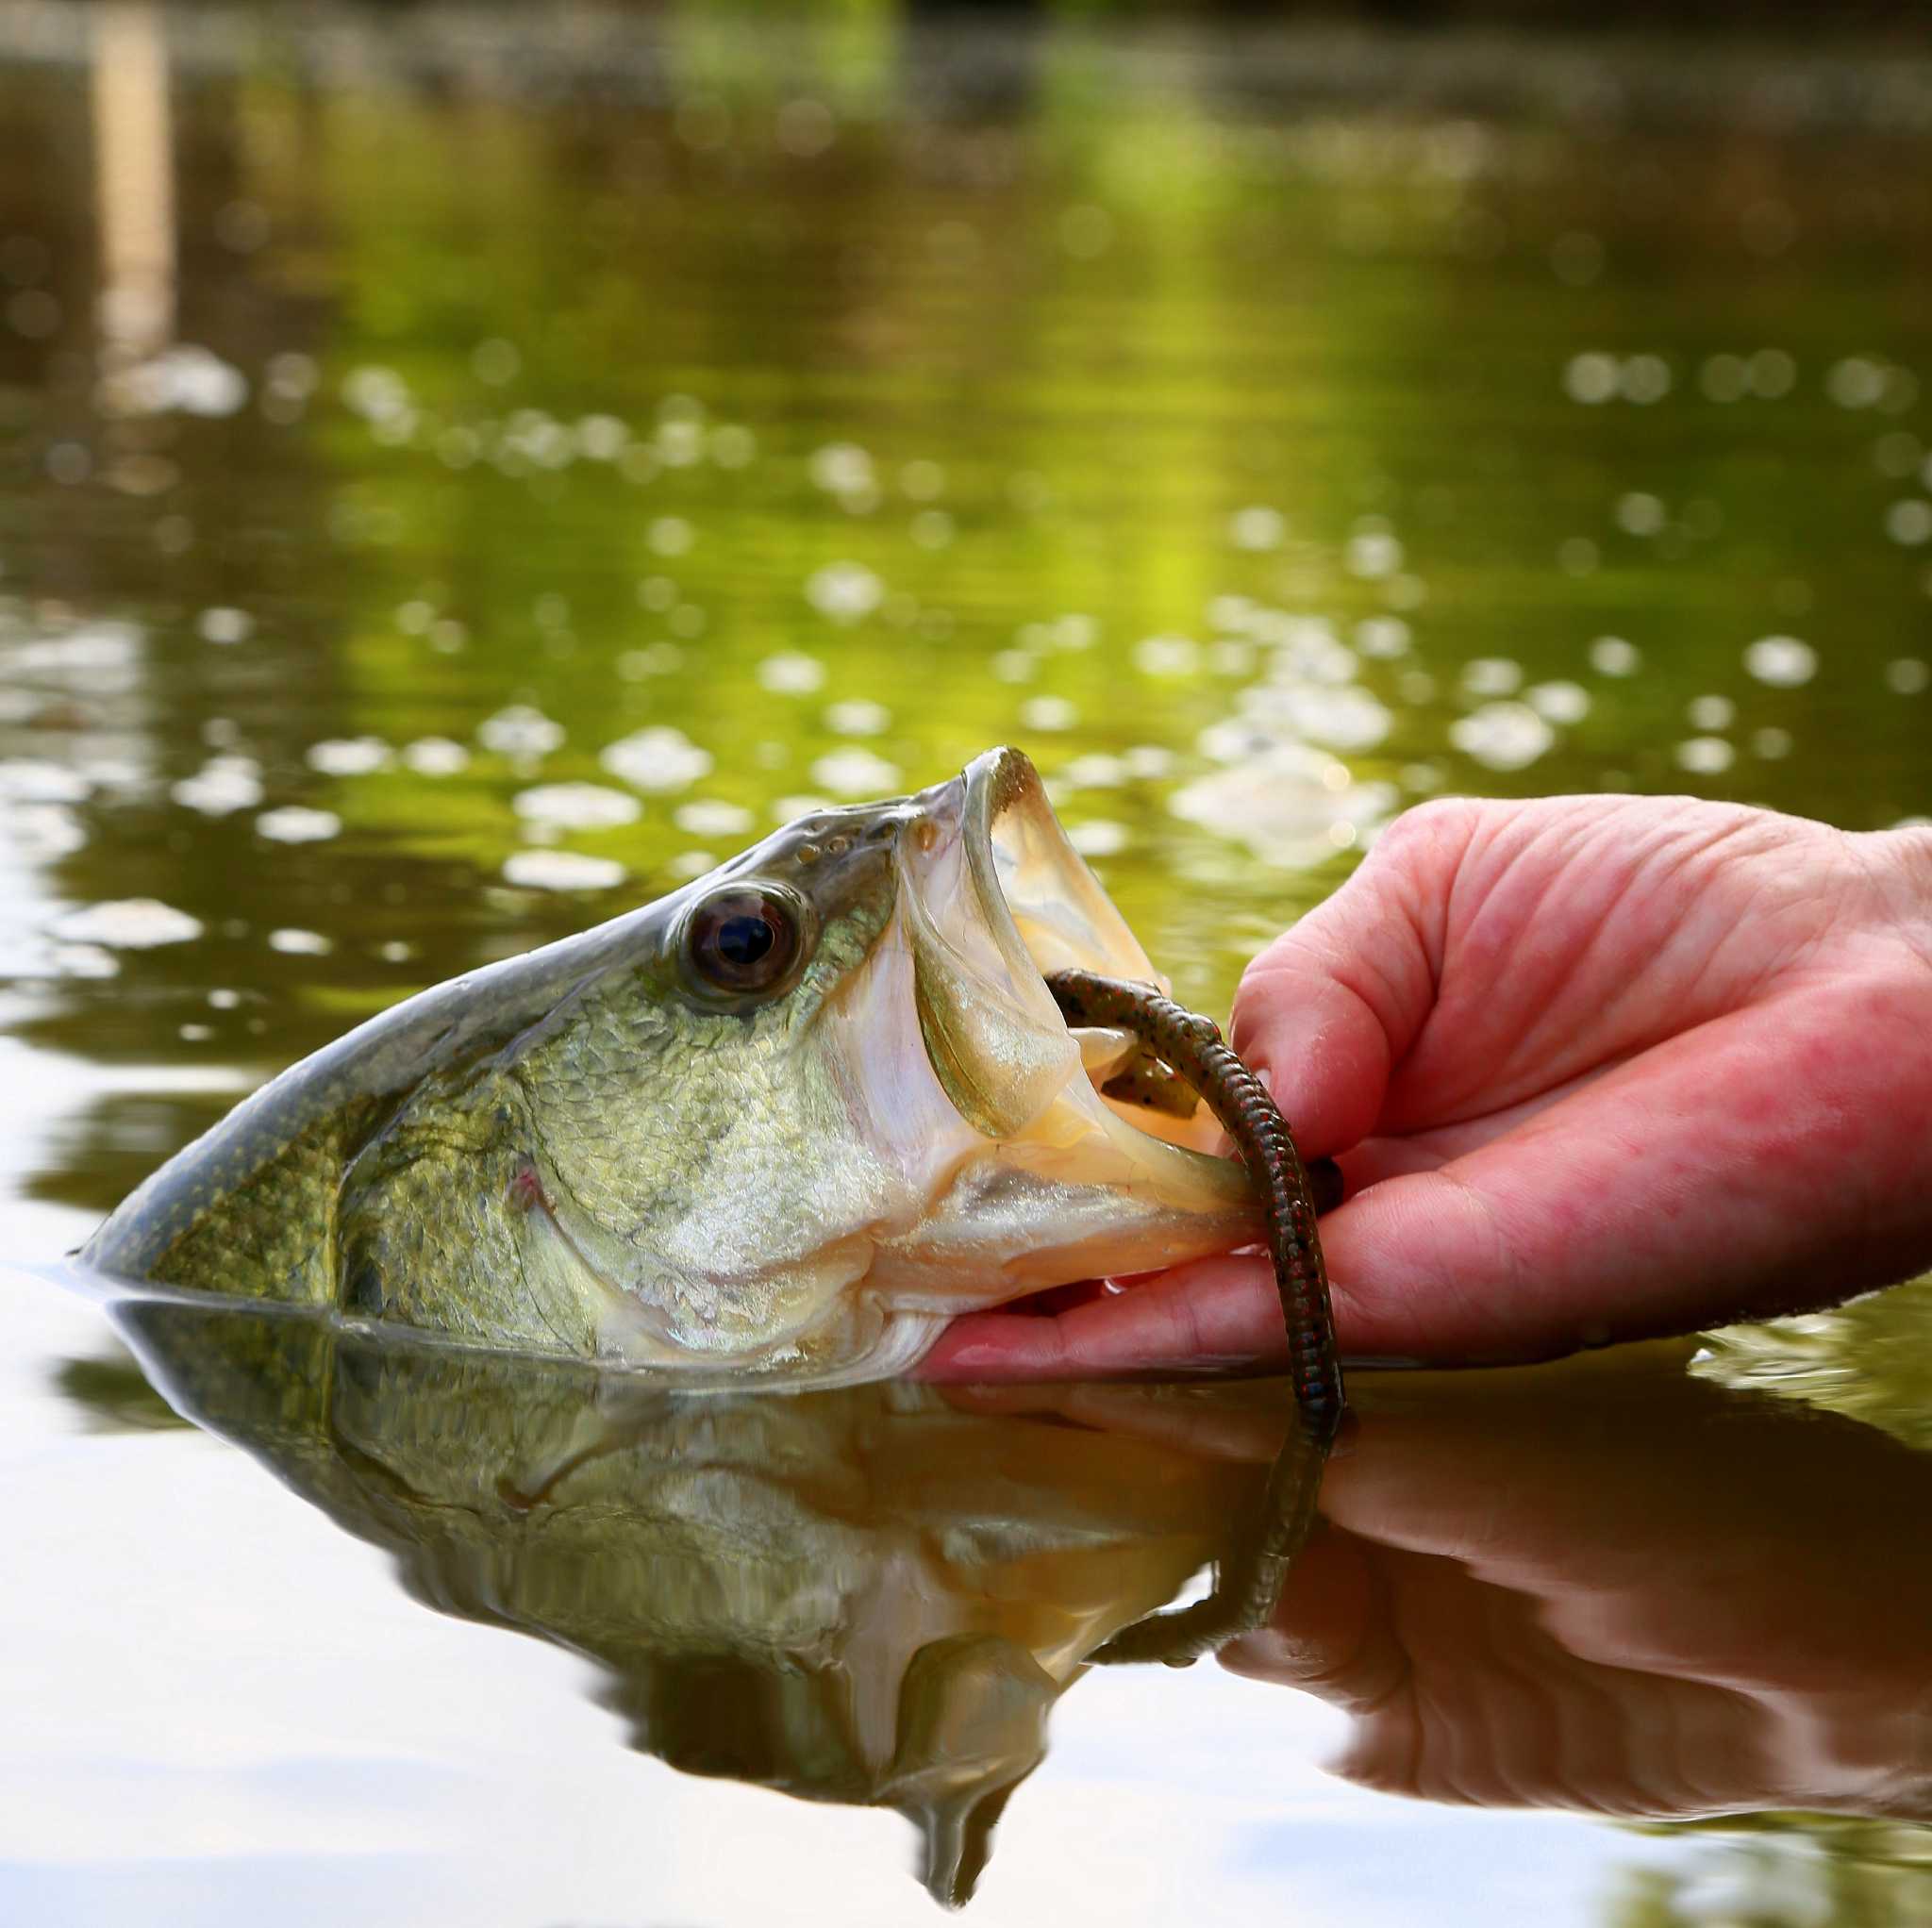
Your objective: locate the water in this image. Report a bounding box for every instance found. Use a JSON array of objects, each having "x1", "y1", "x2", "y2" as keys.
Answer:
[{"x1": 4, "y1": 7, "x2": 1932, "y2": 1922}]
